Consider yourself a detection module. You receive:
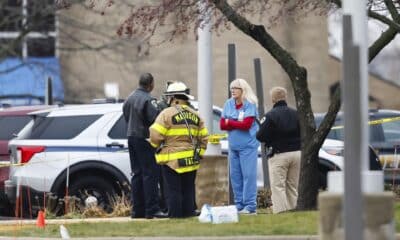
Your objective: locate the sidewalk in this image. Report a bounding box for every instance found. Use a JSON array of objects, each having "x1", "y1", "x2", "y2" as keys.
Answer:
[
  {"x1": 0, "y1": 216, "x2": 147, "y2": 225},
  {"x1": 0, "y1": 237, "x2": 318, "y2": 240}
]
